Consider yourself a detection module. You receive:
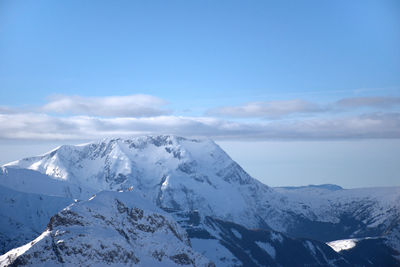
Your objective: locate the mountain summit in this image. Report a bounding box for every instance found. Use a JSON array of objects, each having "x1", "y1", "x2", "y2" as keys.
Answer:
[{"x1": 5, "y1": 135, "x2": 275, "y2": 228}]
